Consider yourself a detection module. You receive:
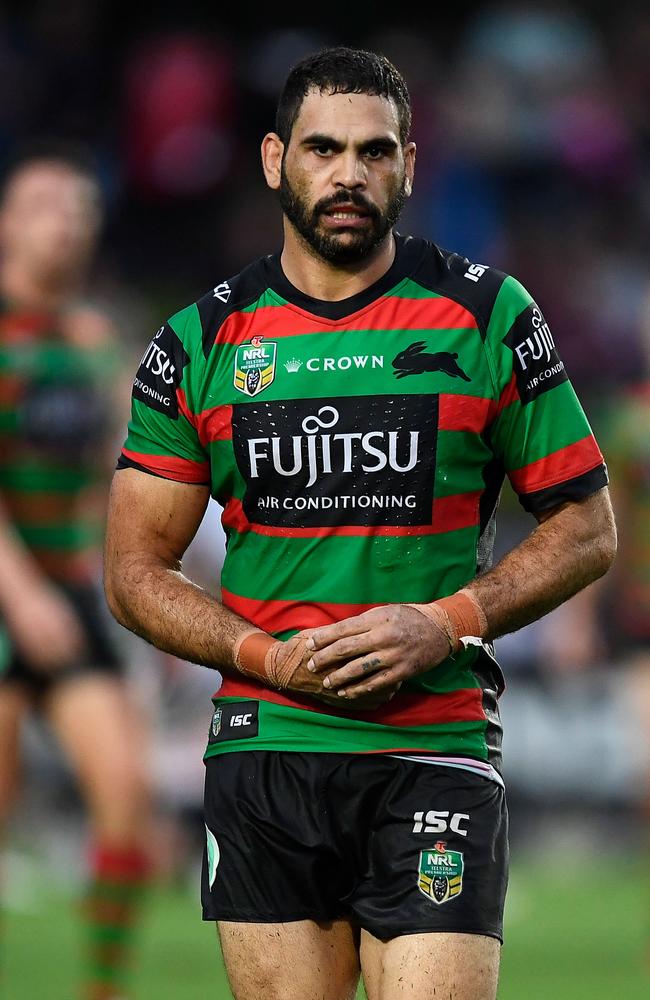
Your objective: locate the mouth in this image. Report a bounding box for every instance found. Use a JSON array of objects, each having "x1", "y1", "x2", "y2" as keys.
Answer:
[{"x1": 321, "y1": 204, "x2": 372, "y2": 229}]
